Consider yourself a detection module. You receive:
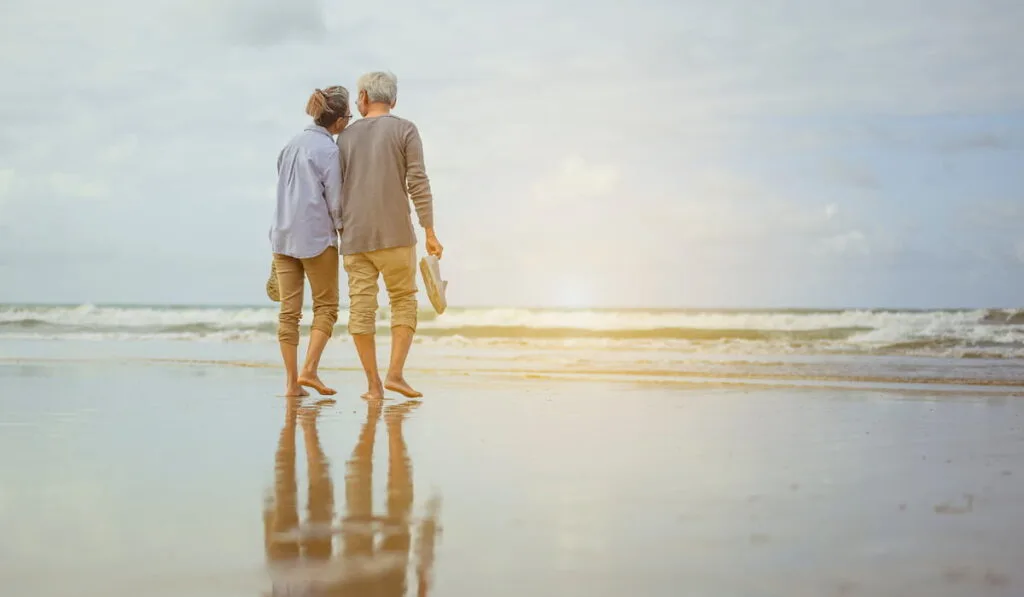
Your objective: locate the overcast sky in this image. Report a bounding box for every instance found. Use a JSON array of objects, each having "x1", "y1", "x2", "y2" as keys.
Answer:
[{"x1": 1, "y1": 0, "x2": 1022, "y2": 308}]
